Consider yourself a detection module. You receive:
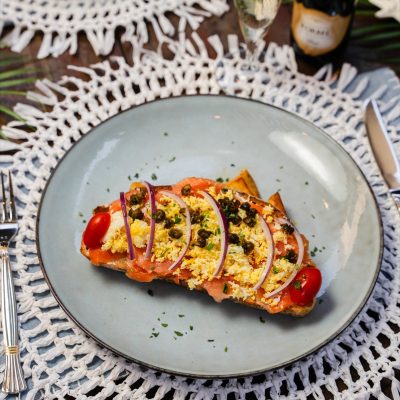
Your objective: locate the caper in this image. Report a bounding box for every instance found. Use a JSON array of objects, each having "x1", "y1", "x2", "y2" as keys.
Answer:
[
  {"x1": 191, "y1": 210, "x2": 204, "y2": 224},
  {"x1": 169, "y1": 228, "x2": 183, "y2": 239},
  {"x1": 218, "y1": 198, "x2": 230, "y2": 208},
  {"x1": 243, "y1": 216, "x2": 256, "y2": 227},
  {"x1": 128, "y1": 208, "x2": 144, "y2": 220},
  {"x1": 154, "y1": 209, "x2": 166, "y2": 223},
  {"x1": 164, "y1": 218, "x2": 174, "y2": 229},
  {"x1": 198, "y1": 229, "x2": 212, "y2": 239},
  {"x1": 129, "y1": 188, "x2": 146, "y2": 205},
  {"x1": 228, "y1": 213, "x2": 241, "y2": 226},
  {"x1": 228, "y1": 233, "x2": 240, "y2": 245},
  {"x1": 282, "y1": 223, "x2": 294, "y2": 235},
  {"x1": 240, "y1": 202, "x2": 251, "y2": 211},
  {"x1": 246, "y1": 207, "x2": 257, "y2": 218},
  {"x1": 181, "y1": 184, "x2": 191, "y2": 196},
  {"x1": 242, "y1": 240, "x2": 254, "y2": 255},
  {"x1": 195, "y1": 237, "x2": 207, "y2": 247},
  {"x1": 283, "y1": 249, "x2": 297, "y2": 263}
]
